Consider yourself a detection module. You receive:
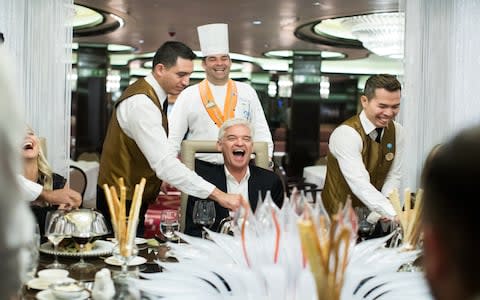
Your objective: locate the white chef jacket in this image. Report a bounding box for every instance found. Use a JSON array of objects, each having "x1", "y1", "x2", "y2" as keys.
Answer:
[
  {"x1": 328, "y1": 110, "x2": 404, "y2": 218},
  {"x1": 116, "y1": 73, "x2": 215, "y2": 199},
  {"x1": 167, "y1": 80, "x2": 273, "y2": 164}
]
